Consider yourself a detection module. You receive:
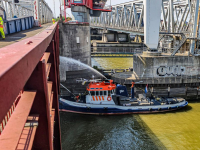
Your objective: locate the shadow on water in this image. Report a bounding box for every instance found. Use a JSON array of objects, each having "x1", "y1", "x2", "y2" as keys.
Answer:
[
  {"x1": 156, "y1": 105, "x2": 192, "y2": 115},
  {"x1": 186, "y1": 99, "x2": 200, "y2": 103},
  {"x1": 60, "y1": 101, "x2": 197, "y2": 150},
  {"x1": 178, "y1": 105, "x2": 192, "y2": 111},
  {"x1": 60, "y1": 112, "x2": 167, "y2": 150},
  {"x1": 161, "y1": 100, "x2": 200, "y2": 114}
]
